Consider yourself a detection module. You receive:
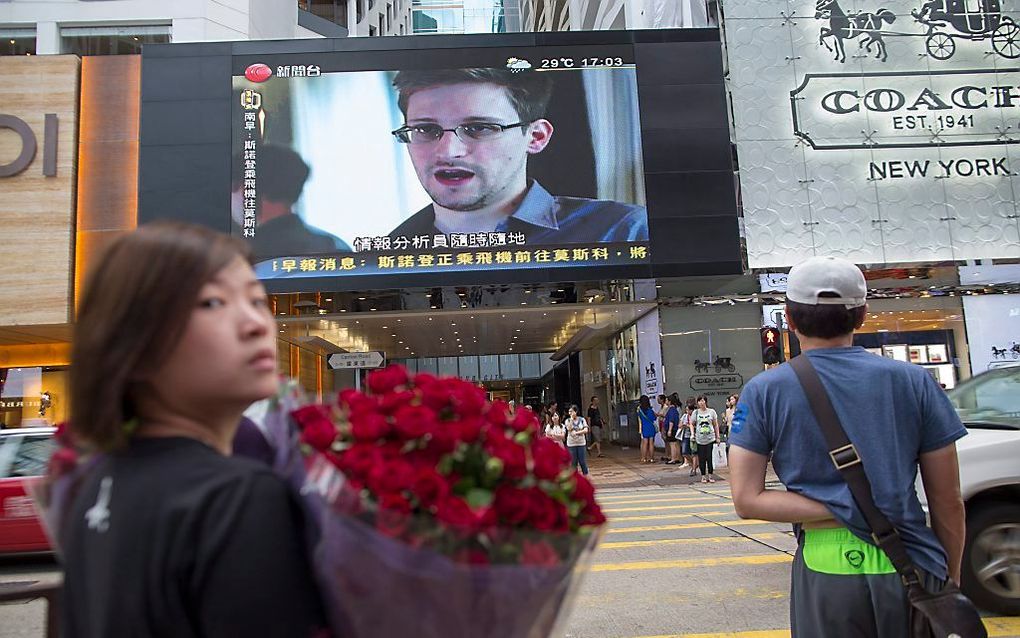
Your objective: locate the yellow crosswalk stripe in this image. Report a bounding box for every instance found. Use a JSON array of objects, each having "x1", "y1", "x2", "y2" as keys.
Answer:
[
  {"x1": 608, "y1": 520, "x2": 773, "y2": 534},
  {"x1": 600, "y1": 533, "x2": 782, "y2": 550},
  {"x1": 598, "y1": 496, "x2": 730, "y2": 506},
  {"x1": 610, "y1": 510, "x2": 733, "y2": 522},
  {"x1": 604, "y1": 503, "x2": 737, "y2": 513},
  {"x1": 592, "y1": 554, "x2": 792, "y2": 572},
  {"x1": 625, "y1": 616, "x2": 1020, "y2": 638}
]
